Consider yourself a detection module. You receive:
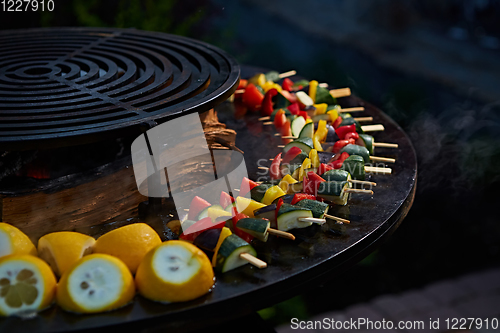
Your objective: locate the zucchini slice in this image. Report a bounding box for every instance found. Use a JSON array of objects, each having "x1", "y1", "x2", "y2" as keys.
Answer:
[
  {"x1": 236, "y1": 218, "x2": 270, "y2": 242},
  {"x1": 317, "y1": 181, "x2": 351, "y2": 206},
  {"x1": 341, "y1": 155, "x2": 365, "y2": 180},
  {"x1": 339, "y1": 144, "x2": 370, "y2": 163},
  {"x1": 299, "y1": 122, "x2": 314, "y2": 139},
  {"x1": 295, "y1": 199, "x2": 329, "y2": 219},
  {"x1": 291, "y1": 116, "x2": 307, "y2": 137},
  {"x1": 288, "y1": 152, "x2": 309, "y2": 165},
  {"x1": 358, "y1": 134, "x2": 374, "y2": 155},
  {"x1": 322, "y1": 169, "x2": 352, "y2": 182},
  {"x1": 277, "y1": 203, "x2": 313, "y2": 231},
  {"x1": 283, "y1": 137, "x2": 314, "y2": 154},
  {"x1": 250, "y1": 184, "x2": 273, "y2": 203},
  {"x1": 215, "y1": 234, "x2": 257, "y2": 273}
]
